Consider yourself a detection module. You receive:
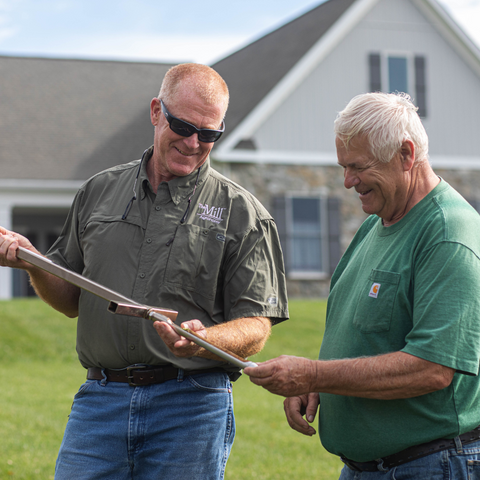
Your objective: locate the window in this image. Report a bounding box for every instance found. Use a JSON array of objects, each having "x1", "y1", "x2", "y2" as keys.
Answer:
[
  {"x1": 291, "y1": 198, "x2": 323, "y2": 272},
  {"x1": 272, "y1": 196, "x2": 341, "y2": 278},
  {"x1": 11, "y1": 208, "x2": 68, "y2": 297},
  {"x1": 369, "y1": 53, "x2": 427, "y2": 117},
  {"x1": 388, "y1": 56, "x2": 408, "y2": 94}
]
